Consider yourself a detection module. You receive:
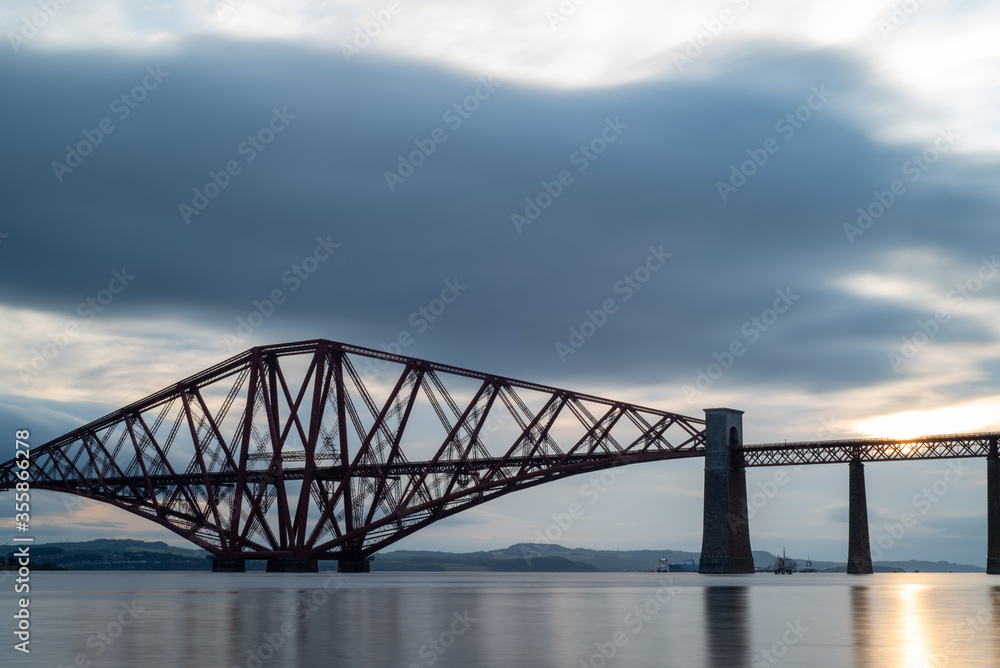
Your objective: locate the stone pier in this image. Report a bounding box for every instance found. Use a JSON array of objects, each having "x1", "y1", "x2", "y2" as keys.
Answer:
[
  {"x1": 211, "y1": 558, "x2": 246, "y2": 573},
  {"x1": 699, "y1": 408, "x2": 755, "y2": 574},
  {"x1": 266, "y1": 558, "x2": 319, "y2": 573},
  {"x1": 847, "y1": 460, "x2": 873, "y2": 575},
  {"x1": 337, "y1": 557, "x2": 371, "y2": 573}
]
